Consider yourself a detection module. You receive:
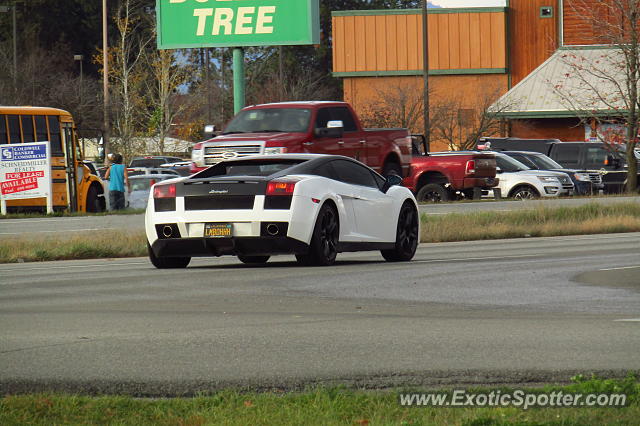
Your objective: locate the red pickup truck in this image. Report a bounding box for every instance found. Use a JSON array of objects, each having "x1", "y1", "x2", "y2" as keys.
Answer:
[
  {"x1": 190, "y1": 101, "x2": 412, "y2": 176},
  {"x1": 403, "y1": 136, "x2": 498, "y2": 202}
]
